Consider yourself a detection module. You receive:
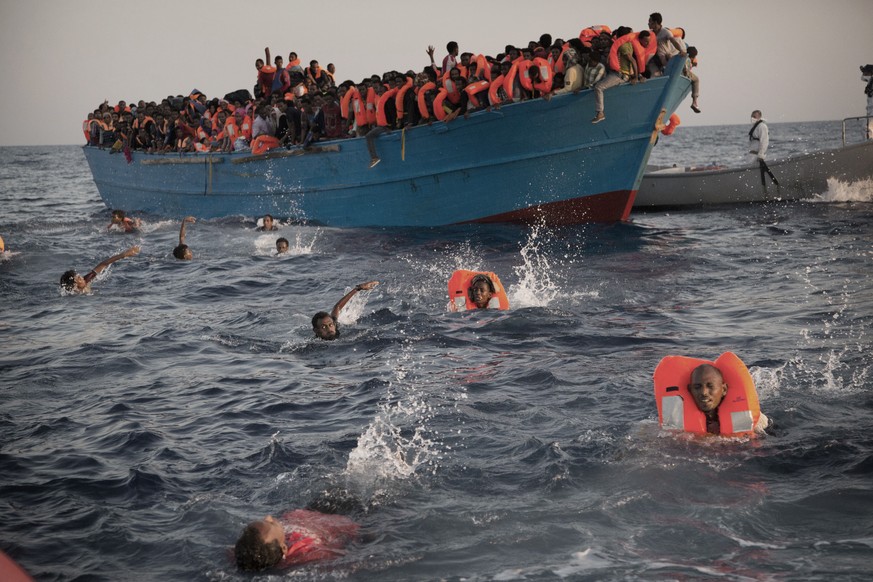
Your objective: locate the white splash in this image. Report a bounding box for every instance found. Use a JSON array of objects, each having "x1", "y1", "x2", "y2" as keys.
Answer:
[
  {"x1": 812, "y1": 177, "x2": 873, "y2": 203},
  {"x1": 510, "y1": 221, "x2": 561, "y2": 308}
]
